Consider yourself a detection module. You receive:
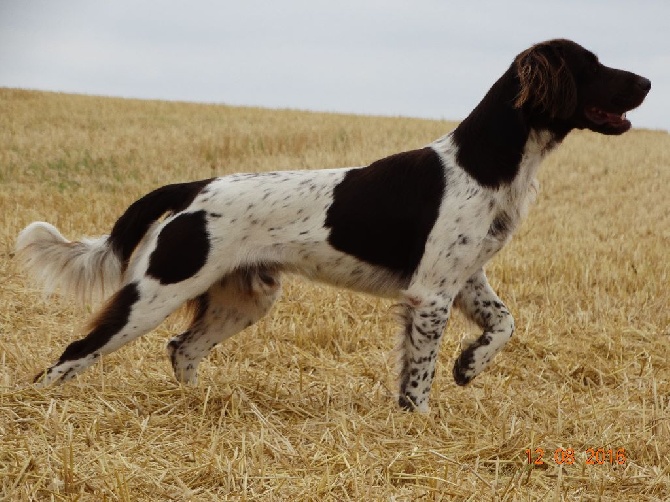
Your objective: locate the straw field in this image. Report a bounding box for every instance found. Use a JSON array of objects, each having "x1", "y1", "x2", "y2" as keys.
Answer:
[{"x1": 1, "y1": 88, "x2": 669, "y2": 501}]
